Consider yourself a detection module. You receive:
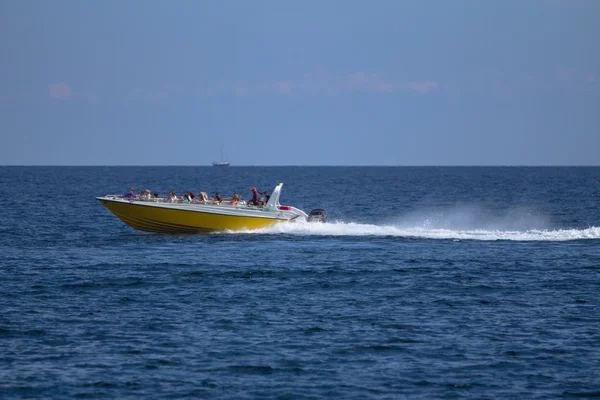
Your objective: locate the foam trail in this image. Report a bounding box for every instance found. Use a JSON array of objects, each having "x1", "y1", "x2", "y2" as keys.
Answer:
[{"x1": 236, "y1": 221, "x2": 600, "y2": 241}]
